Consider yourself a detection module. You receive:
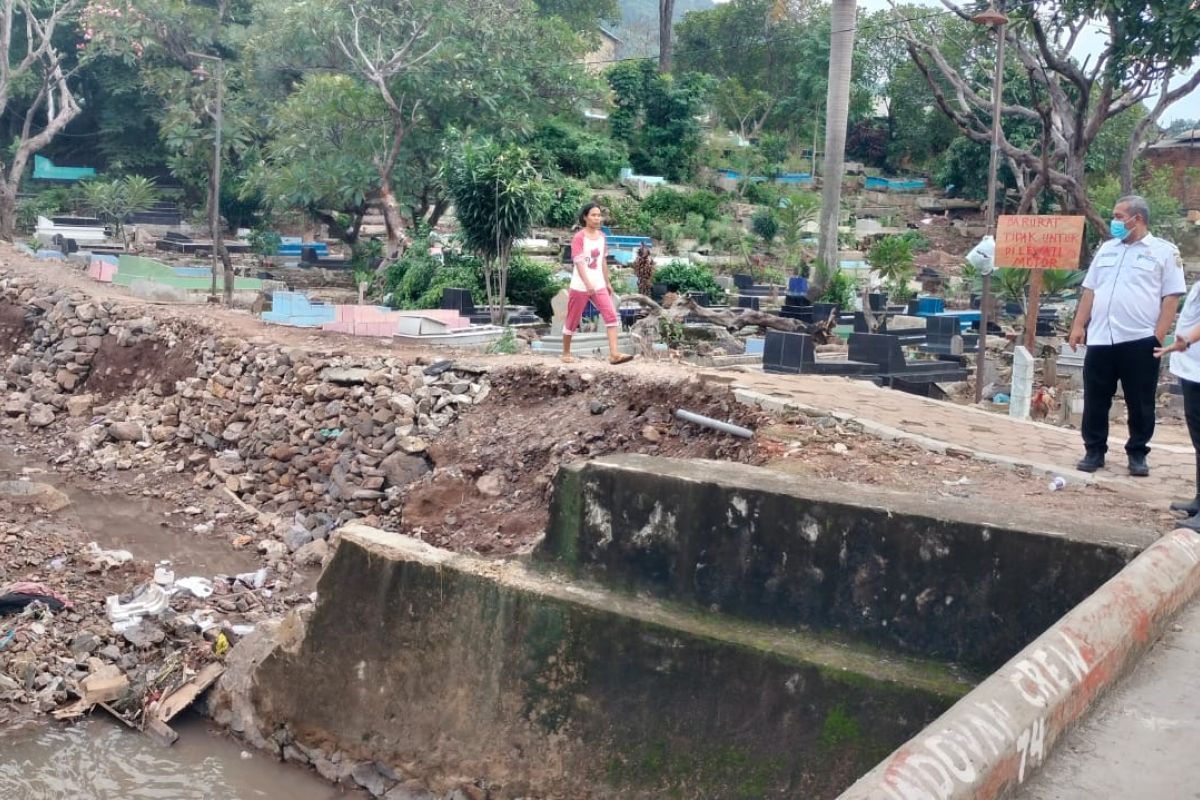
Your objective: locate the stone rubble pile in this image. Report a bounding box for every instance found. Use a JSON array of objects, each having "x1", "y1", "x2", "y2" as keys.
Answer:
[{"x1": 0, "y1": 273, "x2": 491, "y2": 551}]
